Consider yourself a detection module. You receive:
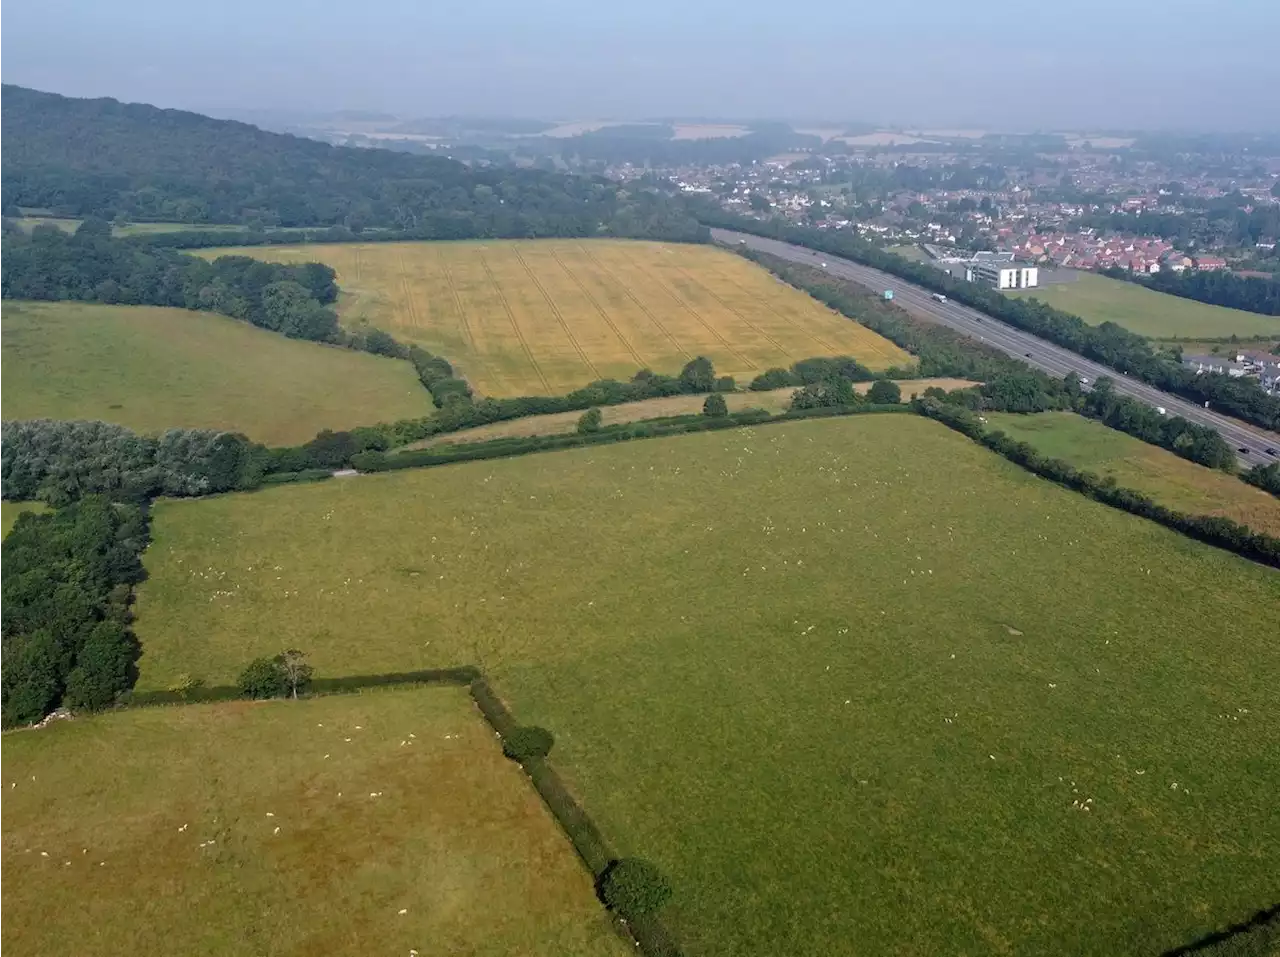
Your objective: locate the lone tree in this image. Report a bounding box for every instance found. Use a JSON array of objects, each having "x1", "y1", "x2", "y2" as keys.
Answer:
[
  {"x1": 702, "y1": 393, "x2": 729, "y2": 418},
  {"x1": 678, "y1": 356, "x2": 716, "y2": 393},
  {"x1": 502, "y1": 725, "x2": 555, "y2": 763},
  {"x1": 597, "y1": 858, "x2": 673, "y2": 920},
  {"x1": 277, "y1": 649, "x2": 313, "y2": 700},
  {"x1": 238, "y1": 656, "x2": 288, "y2": 699},
  {"x1": 866, "y1": 379, "x2": 902, "y2": 404},
  {"x1": 577, "y1": 407, "x2": 602, "y2": 434}
]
